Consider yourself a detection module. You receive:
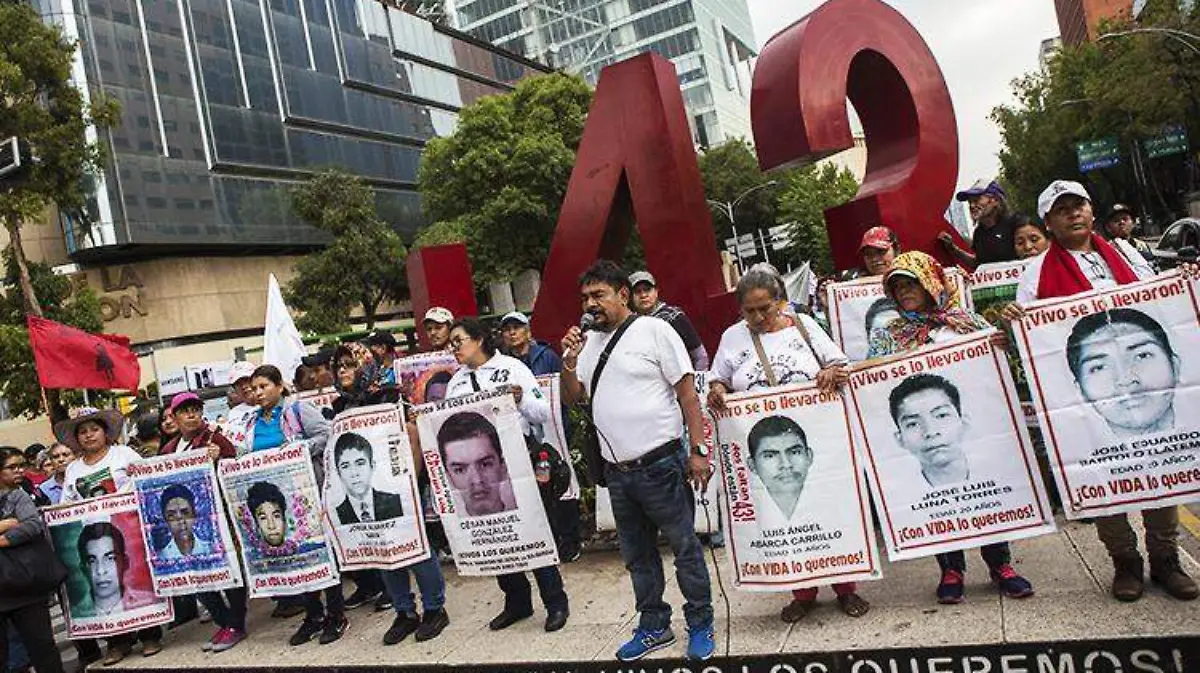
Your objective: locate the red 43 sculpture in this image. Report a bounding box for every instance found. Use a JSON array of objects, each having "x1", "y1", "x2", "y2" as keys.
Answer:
[{"x1": 527, "y1": 0, "x2": 966, "y2": 353}]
